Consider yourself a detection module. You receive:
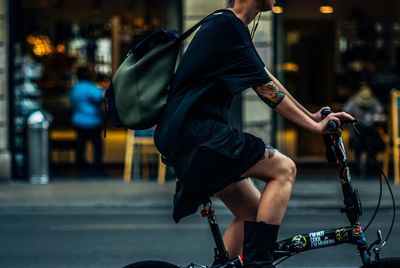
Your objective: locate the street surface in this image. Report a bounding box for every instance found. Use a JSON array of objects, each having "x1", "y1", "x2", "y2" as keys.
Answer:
[{"x1": 0, "y1": 206, "x2": 398, "y2": 268}]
